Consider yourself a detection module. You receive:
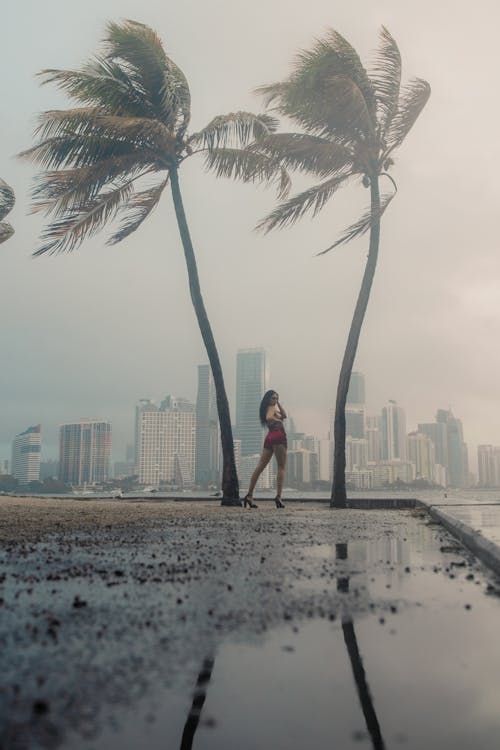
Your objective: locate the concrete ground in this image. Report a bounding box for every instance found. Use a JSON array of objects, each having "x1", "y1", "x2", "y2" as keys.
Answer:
[{"x1": 2, "y1": 496, "x2": 500, "y2": 749}]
